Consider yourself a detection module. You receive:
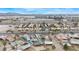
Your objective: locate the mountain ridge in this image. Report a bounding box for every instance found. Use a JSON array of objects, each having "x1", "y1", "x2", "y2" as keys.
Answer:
[{"x1": 0, "y1": 13, "x2": 79, "y2": 16}]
